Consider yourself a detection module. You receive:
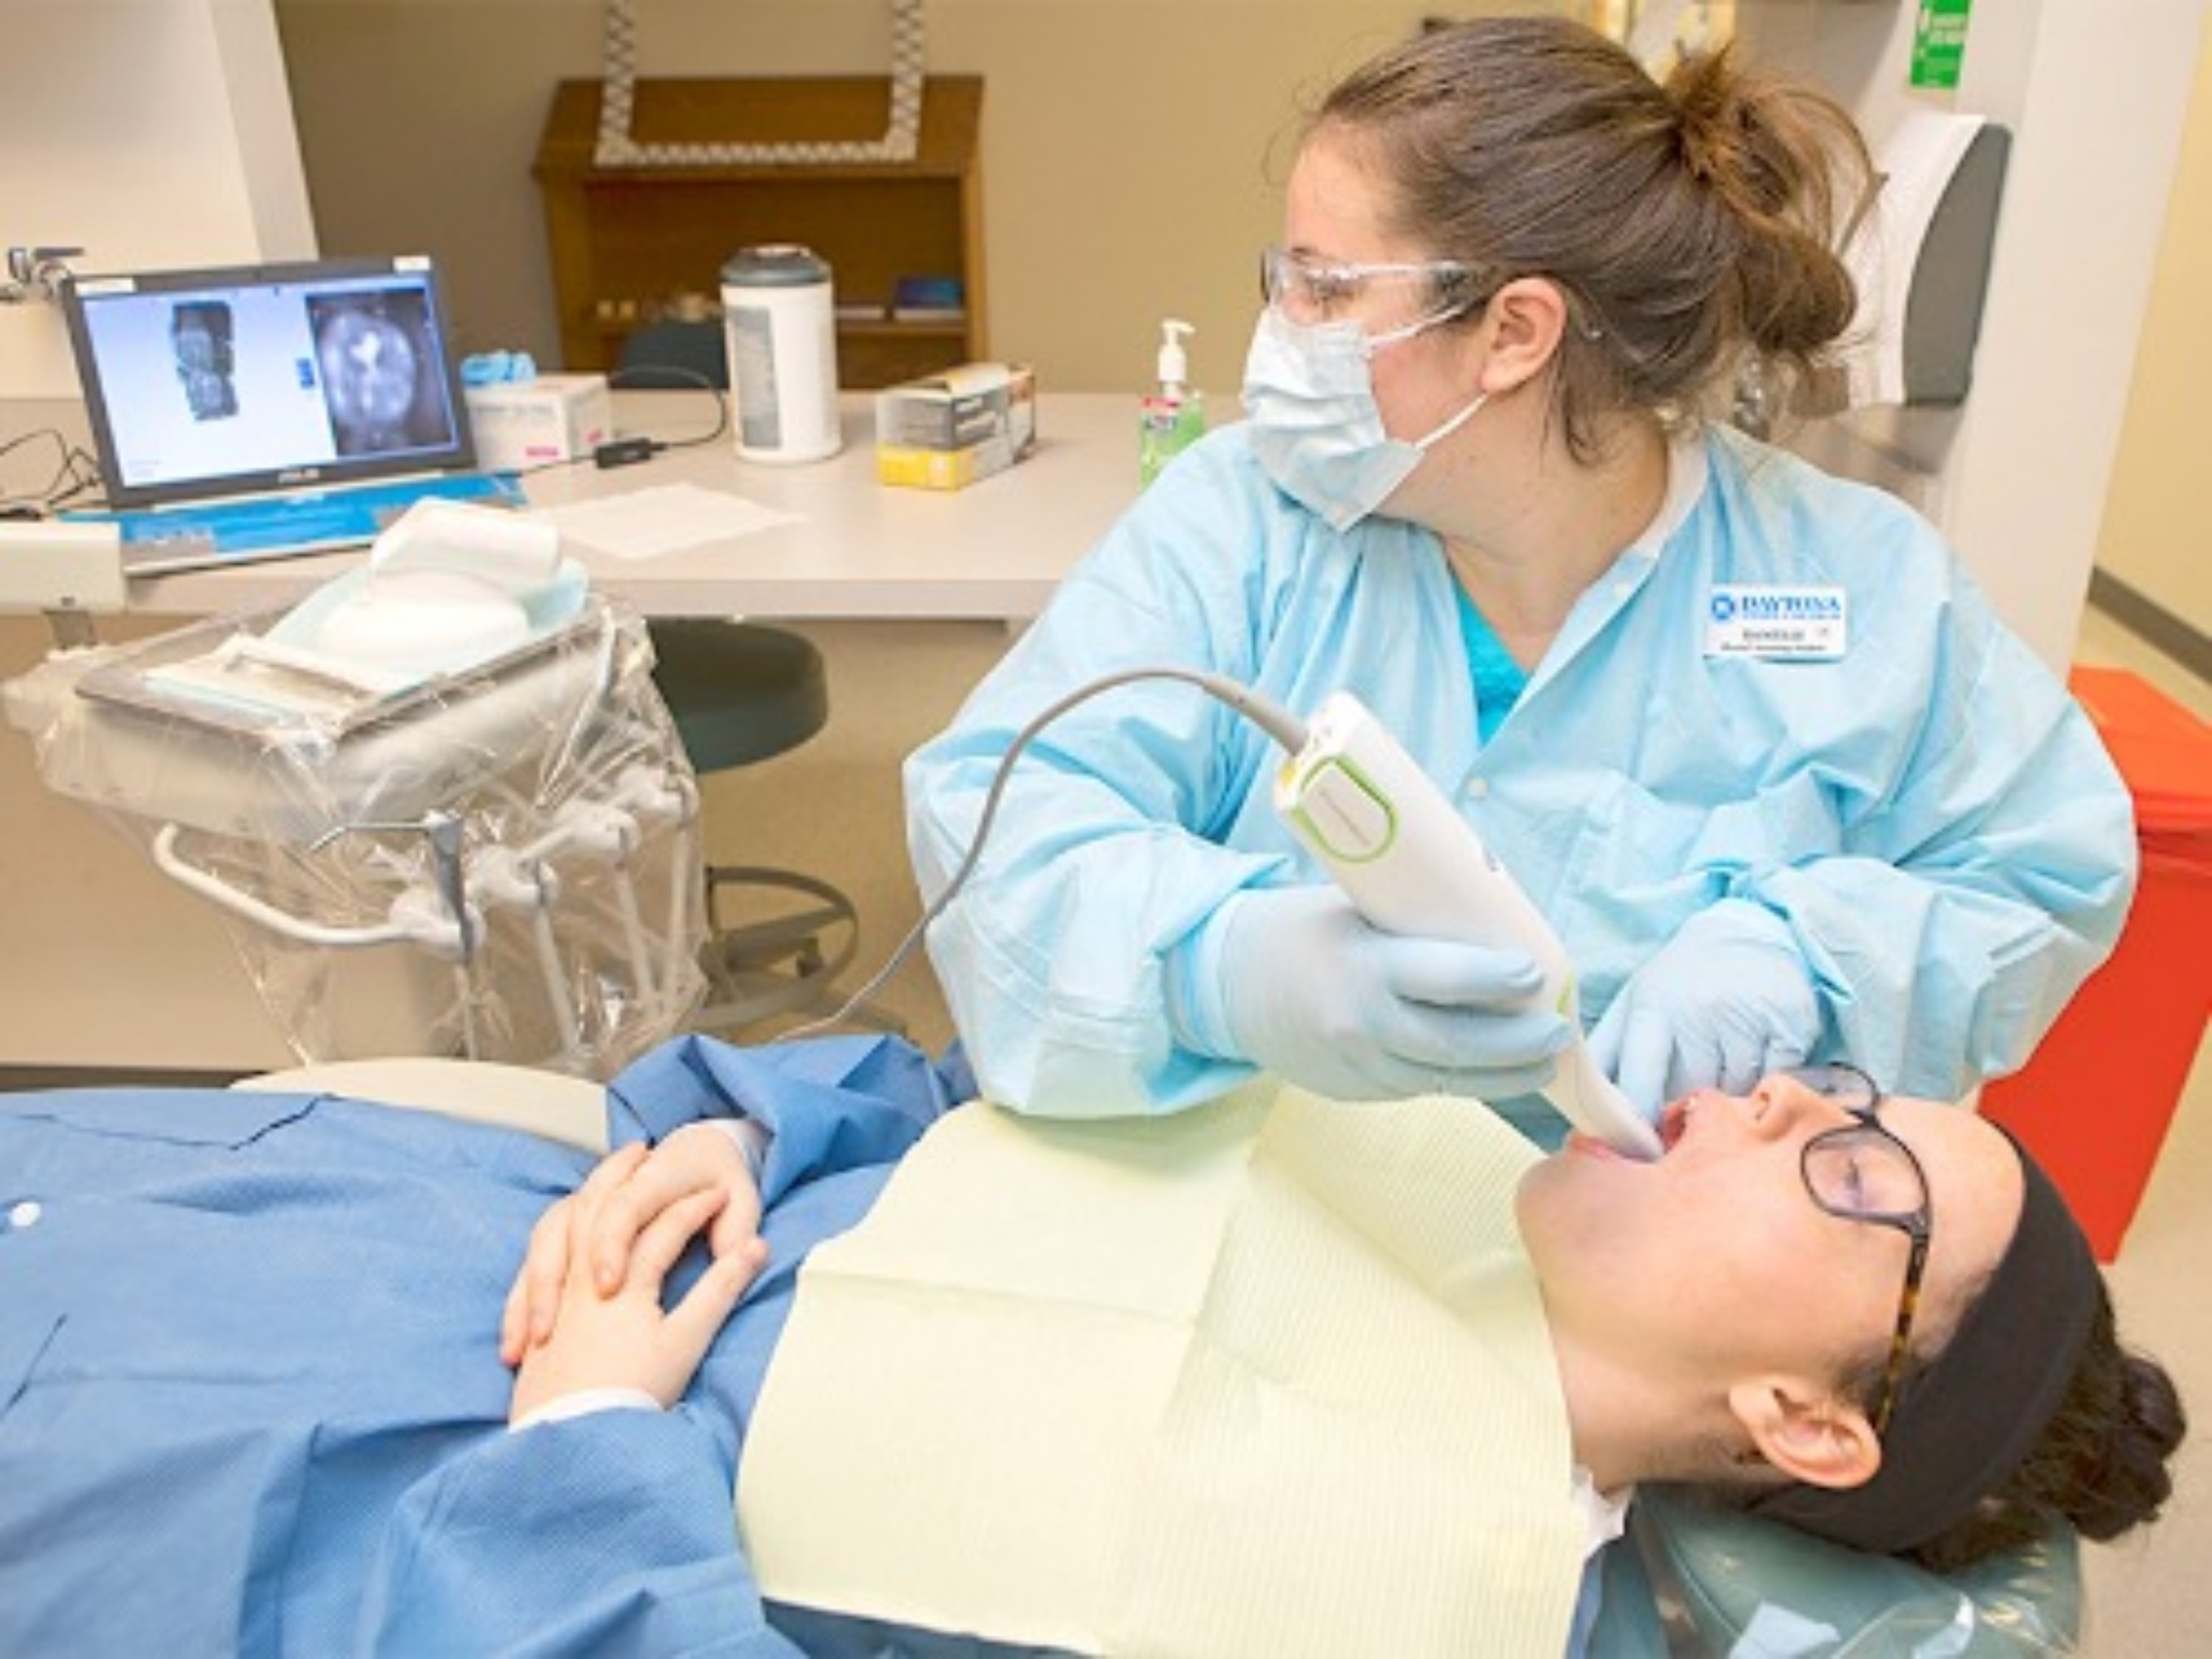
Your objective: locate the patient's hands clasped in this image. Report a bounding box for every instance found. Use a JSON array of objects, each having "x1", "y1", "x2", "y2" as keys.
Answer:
[{"x1": 501, "y1": 1125, "x2": 769, "y2": 1421}]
